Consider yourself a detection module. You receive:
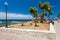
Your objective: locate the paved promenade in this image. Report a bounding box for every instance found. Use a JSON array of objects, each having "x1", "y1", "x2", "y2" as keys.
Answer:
[
  {"x1": 54, "y1": 21, "x2": 60, "y2": 40},
  {"x1": 0, "y1": 30, "x2": 40, "y2": 40},
  {"x1": 0, "y1": 21, "x2": 59, "y2": 40}
]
